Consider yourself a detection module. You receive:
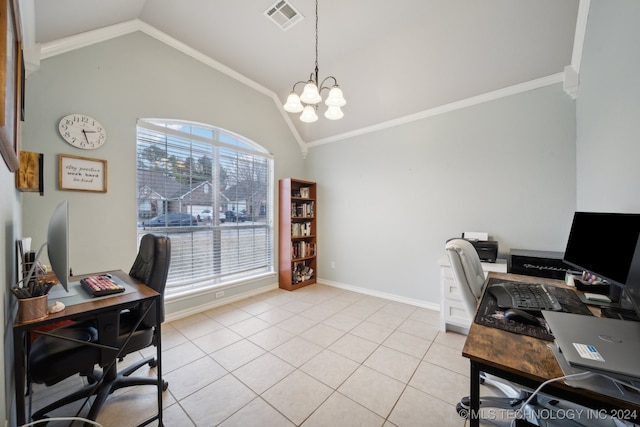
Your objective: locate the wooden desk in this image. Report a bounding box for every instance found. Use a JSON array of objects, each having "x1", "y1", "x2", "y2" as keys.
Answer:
[
  {"x1": 13, "y1": 270, "x2": 163, "y2": 426},
  {"x1": 463, "y1": 272, "x2": 640, "y2": 426}
]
